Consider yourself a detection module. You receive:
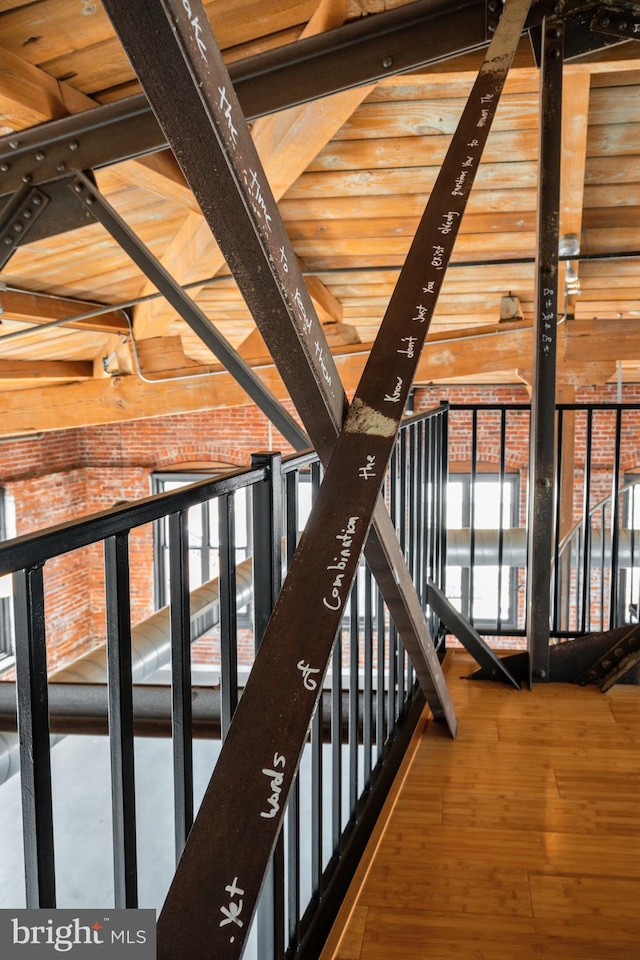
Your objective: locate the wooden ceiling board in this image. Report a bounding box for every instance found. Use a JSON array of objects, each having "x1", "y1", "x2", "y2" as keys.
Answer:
[{"x1": 0, "y1": 2, "x2": 638, "y2": 435}]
